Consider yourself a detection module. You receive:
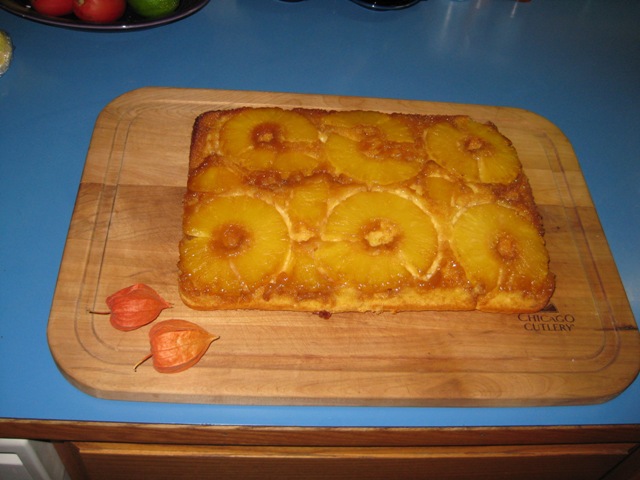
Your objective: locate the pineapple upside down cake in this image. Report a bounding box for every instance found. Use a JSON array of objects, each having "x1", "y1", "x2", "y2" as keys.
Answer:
[{"x1": 178, "y1": 107, "x2": 555, "y2": 314}]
